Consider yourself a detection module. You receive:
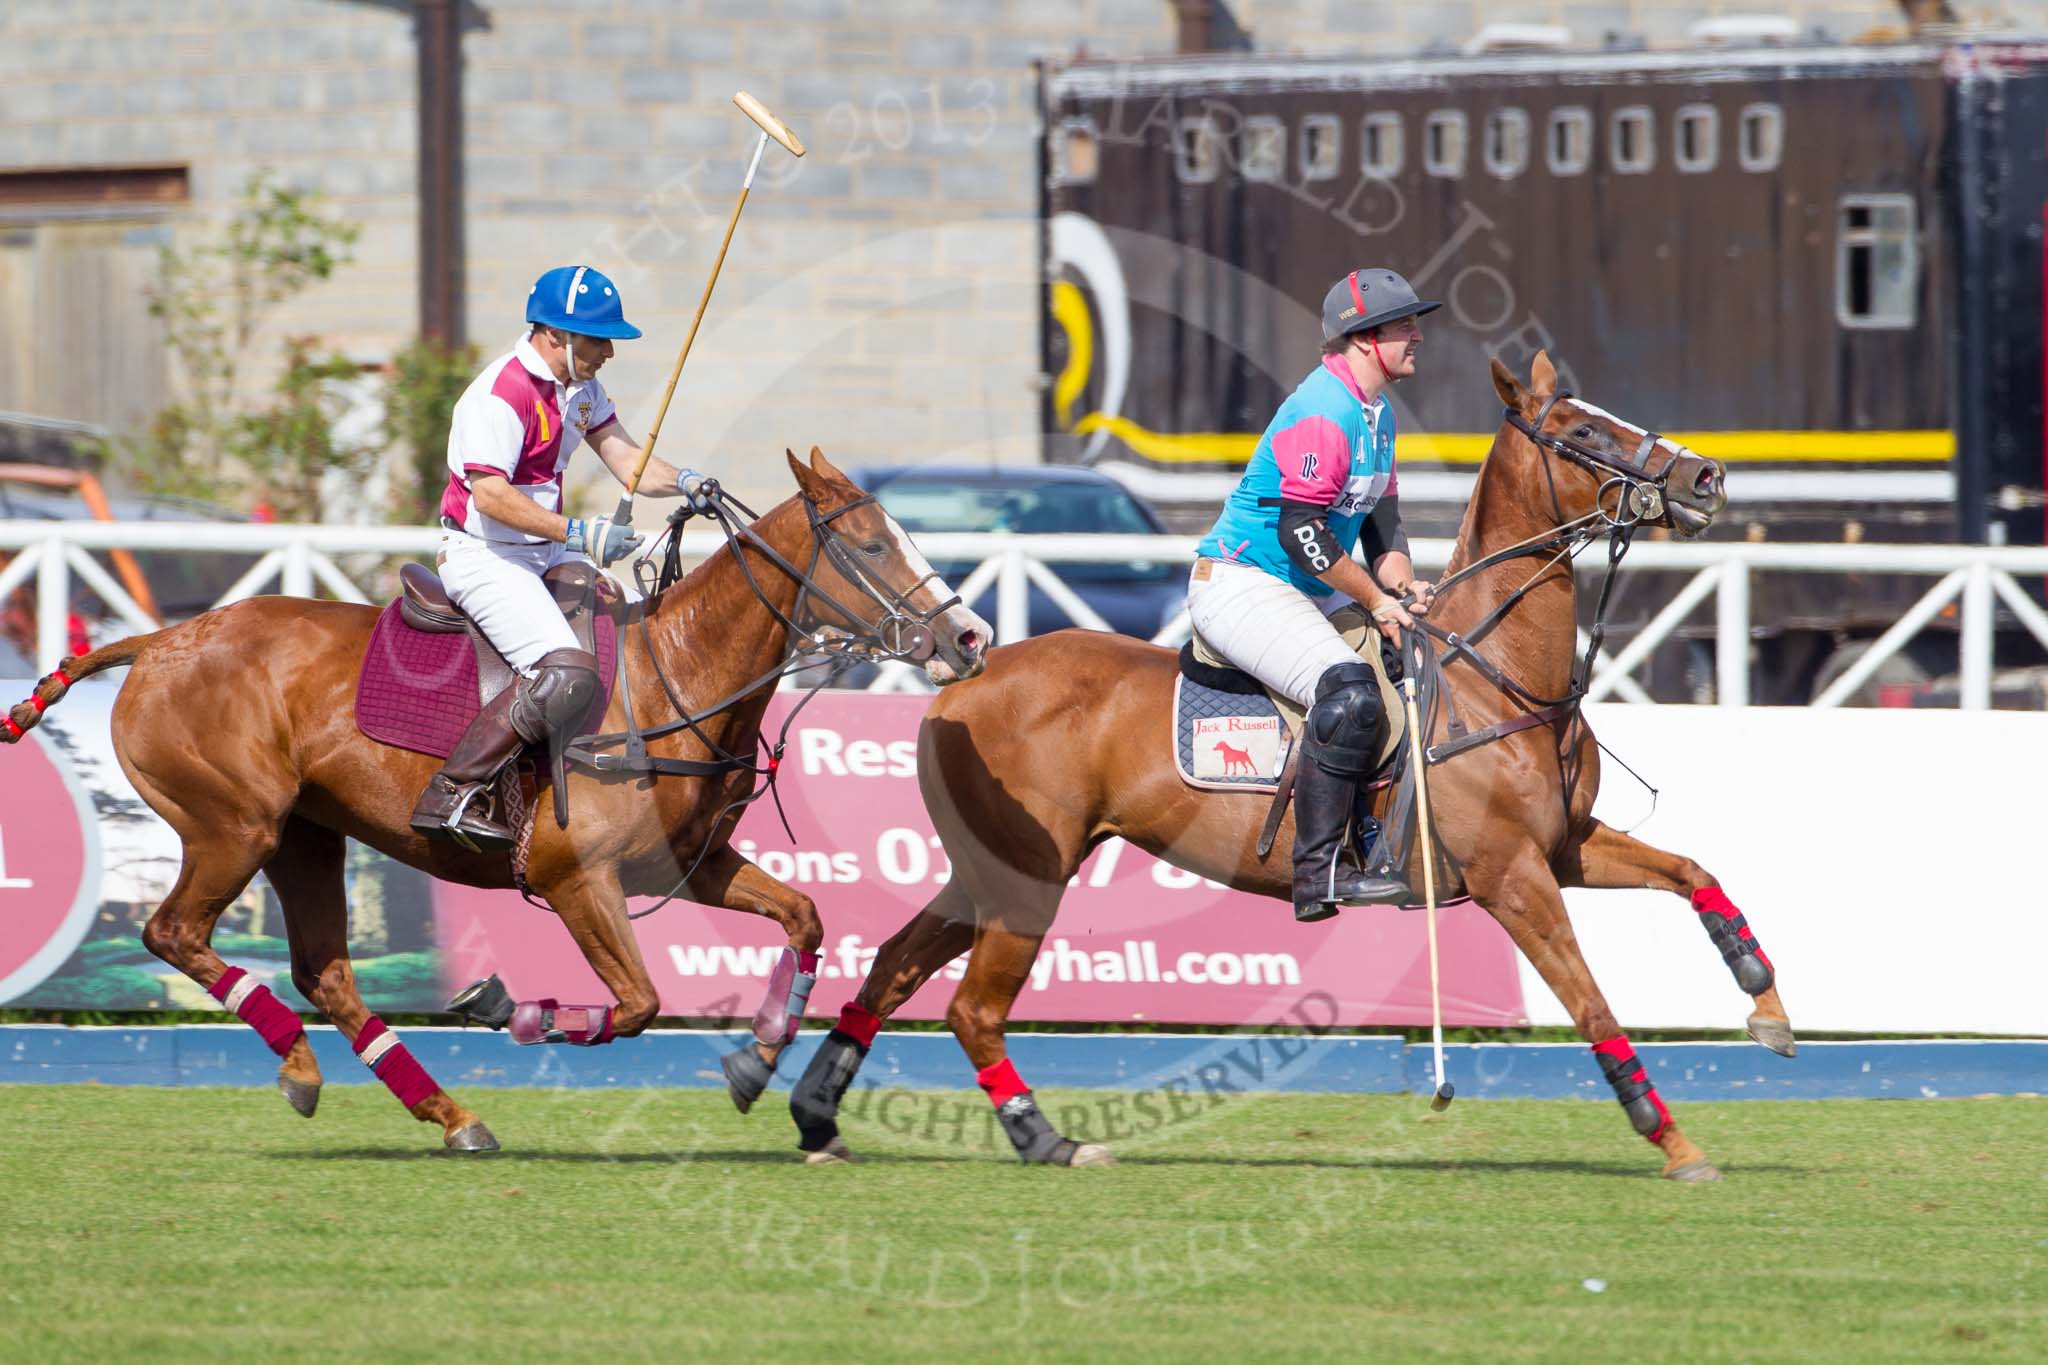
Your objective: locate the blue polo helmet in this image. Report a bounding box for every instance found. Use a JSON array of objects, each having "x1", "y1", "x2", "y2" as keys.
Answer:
[{"x1": 525, "y1": 265, "x2": 642, "y2": 340}]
